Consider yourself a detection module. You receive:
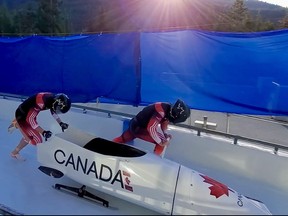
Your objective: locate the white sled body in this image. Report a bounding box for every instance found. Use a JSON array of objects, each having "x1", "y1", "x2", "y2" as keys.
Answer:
[{"x1": 37, "y1": 128, "x2": 271, "y2": 215}]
